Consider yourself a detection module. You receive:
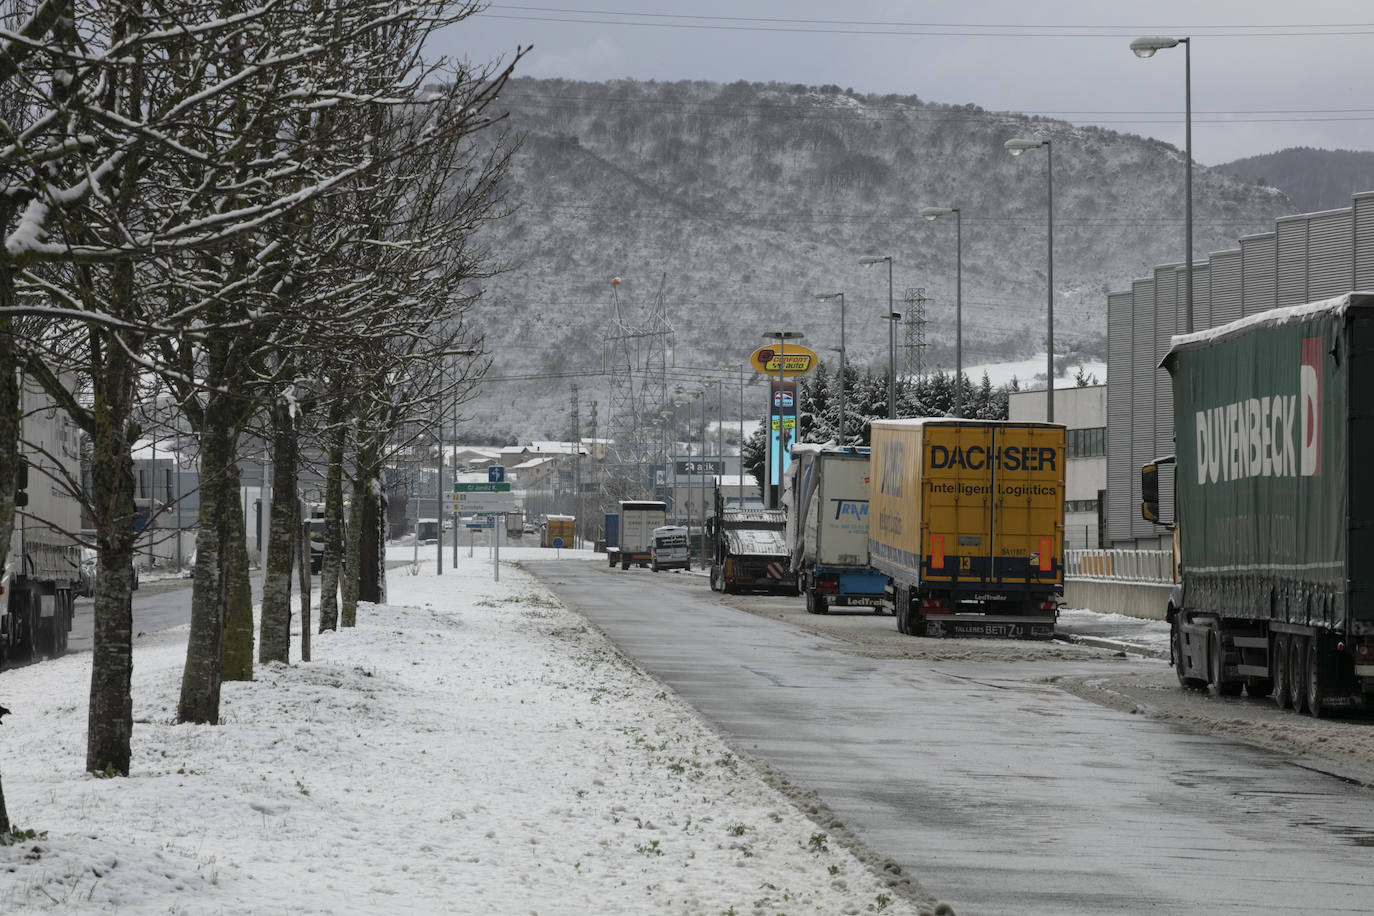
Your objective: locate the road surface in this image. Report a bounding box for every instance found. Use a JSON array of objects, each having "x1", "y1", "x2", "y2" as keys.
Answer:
[{"x1": 524, "y1": 559, "x2": 1374, "y2": 916}]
